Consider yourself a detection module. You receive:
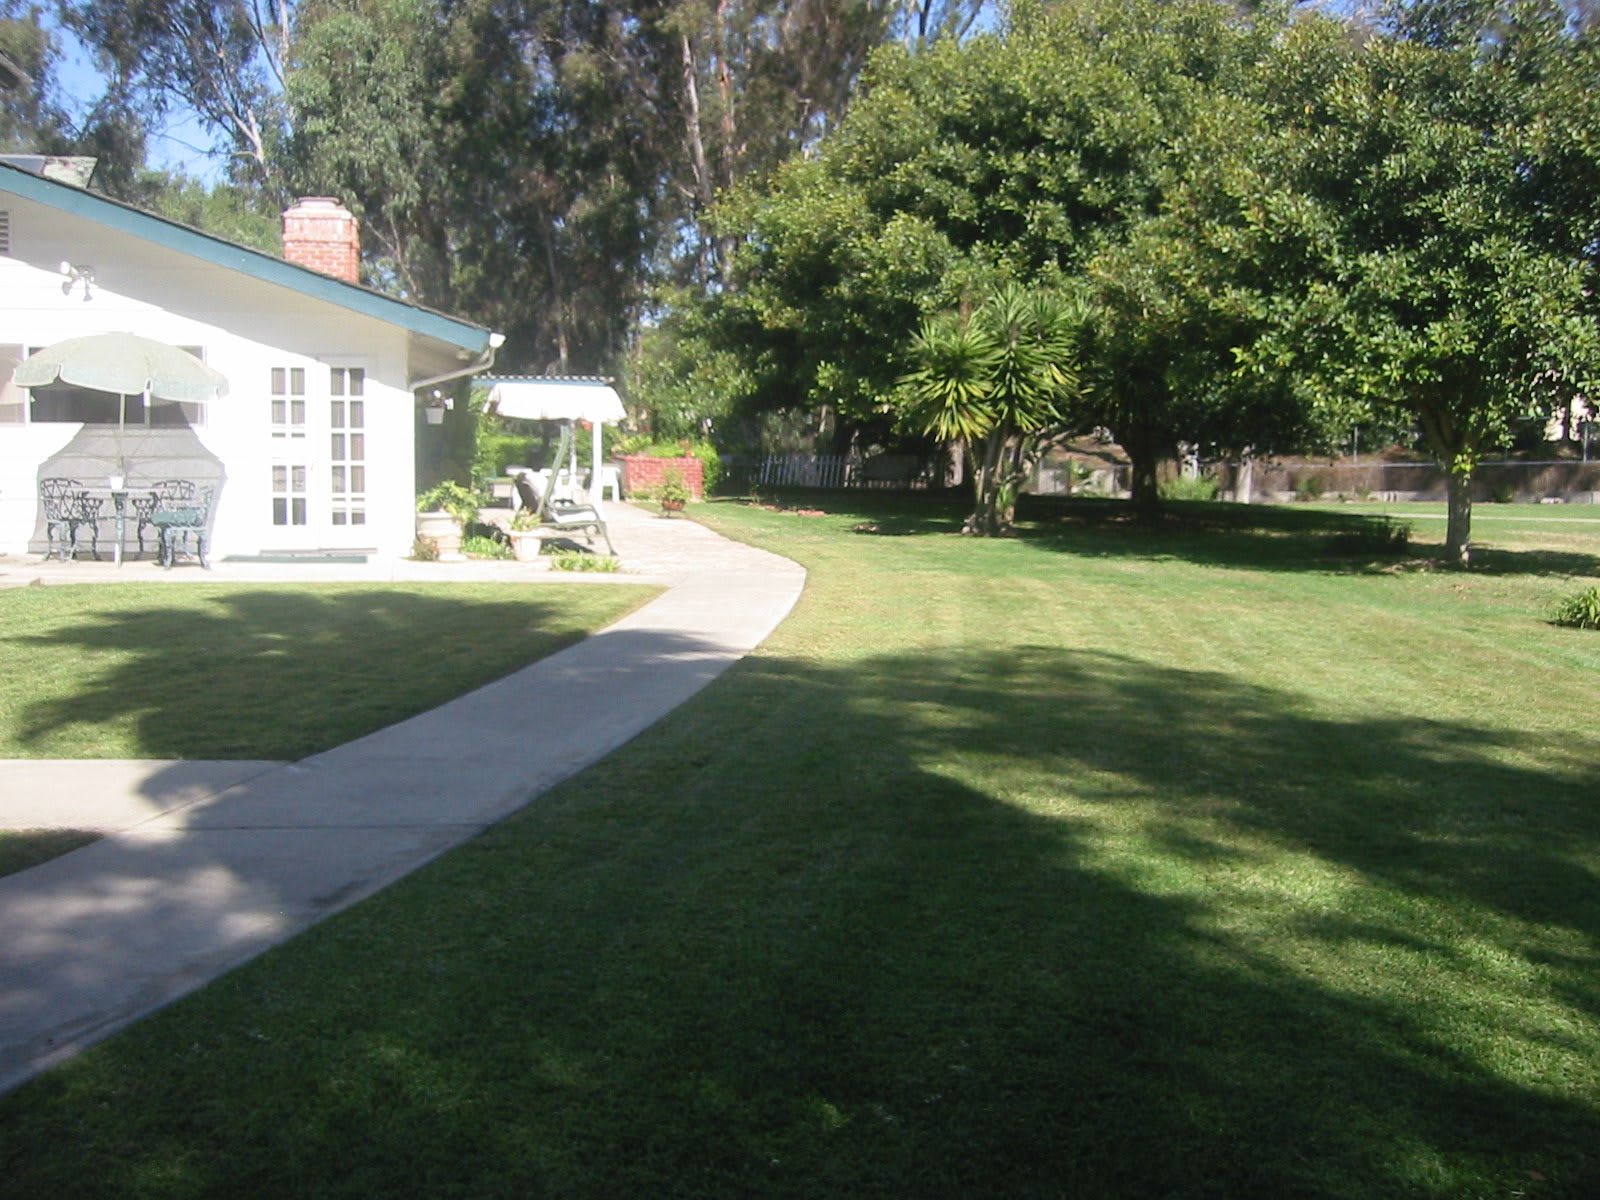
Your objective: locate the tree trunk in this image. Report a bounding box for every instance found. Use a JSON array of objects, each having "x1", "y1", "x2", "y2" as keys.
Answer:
[
  {"x1": 1418, "y1": 402, "x2": 1474, "y2": 567},
  {"x1": 964, "y1": 430, "x2": 1008, "y2": 535},
  {"x1": 680, "y1": 33, "x2": 720, "y2": 283},
  {"x1": 1123, "y1": 422, "x2": 1161, "y2": 521},
  {"x1": 943, "y1": 439, "x2": 964, "y2": 488},
  {"x1": 1445, "y1": 468, "x2": 1473, "y2": 567}
]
